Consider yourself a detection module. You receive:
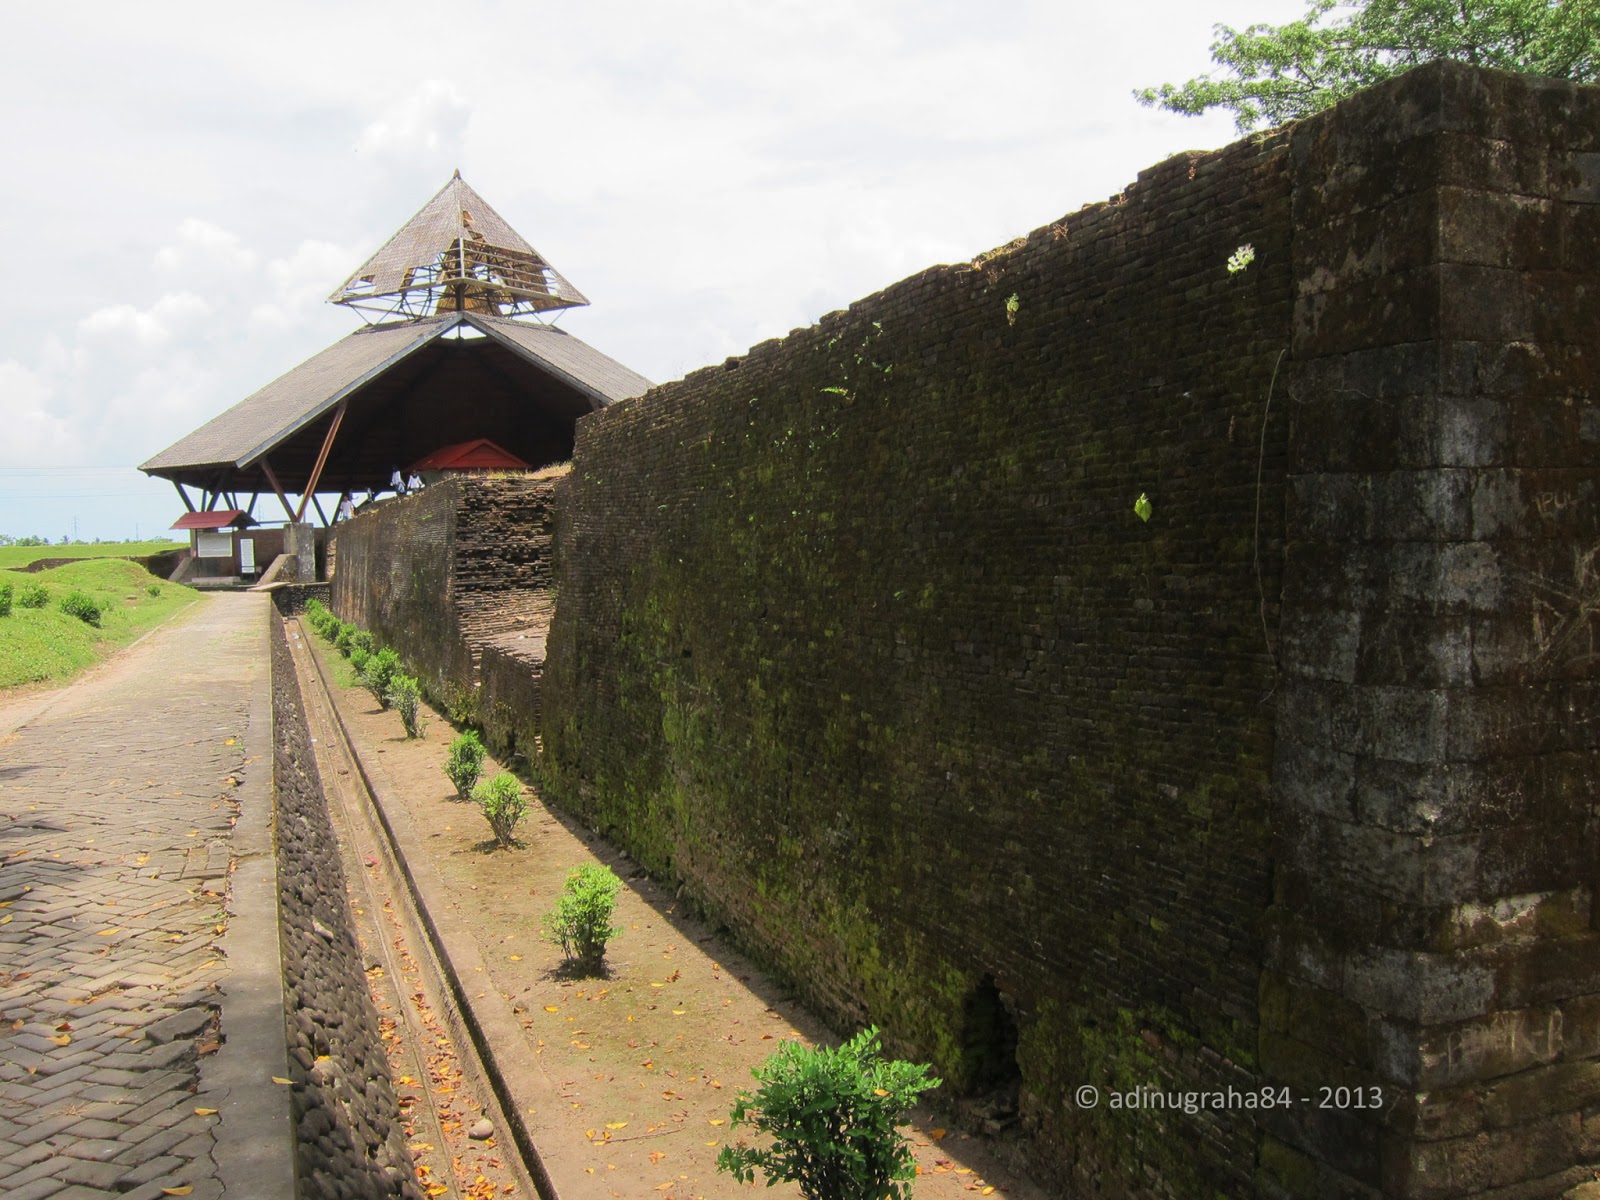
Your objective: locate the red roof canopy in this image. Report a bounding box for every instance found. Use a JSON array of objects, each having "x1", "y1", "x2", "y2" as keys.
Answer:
[
  {"x1": 409, "y1": 438, "x2": 532, "y2": 472},
  {"x1": 171, "y1": 509, "x2": 251, "y2": 531}
]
